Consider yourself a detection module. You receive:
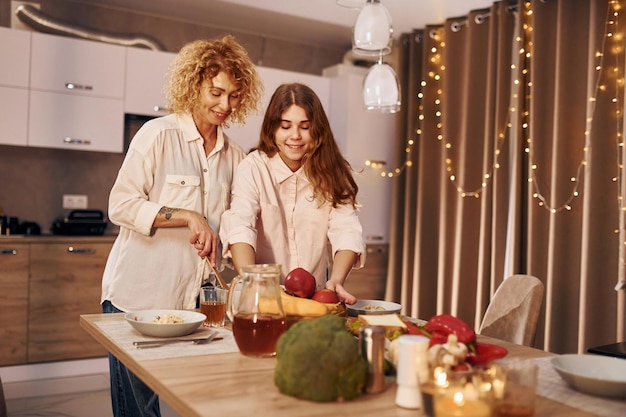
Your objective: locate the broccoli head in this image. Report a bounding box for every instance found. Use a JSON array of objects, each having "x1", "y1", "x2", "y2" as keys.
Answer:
[{"x1": 274, "y1": 314, "x2": 369, "y2": 402}]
